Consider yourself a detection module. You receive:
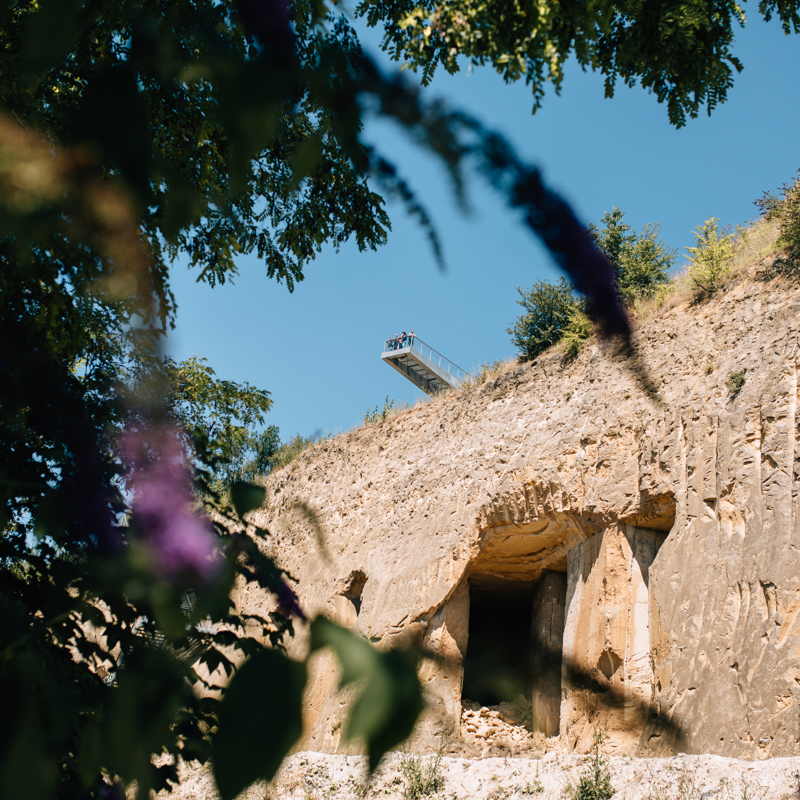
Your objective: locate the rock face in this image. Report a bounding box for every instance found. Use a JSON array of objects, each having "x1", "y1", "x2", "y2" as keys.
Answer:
[{"x1": 248, "y1": 277, "x2": 800, "y2": 760}]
